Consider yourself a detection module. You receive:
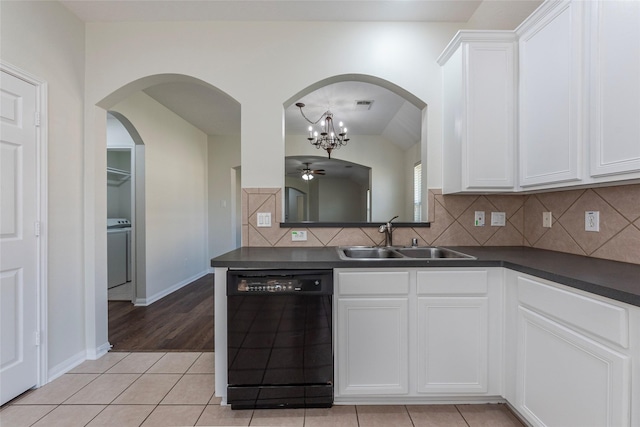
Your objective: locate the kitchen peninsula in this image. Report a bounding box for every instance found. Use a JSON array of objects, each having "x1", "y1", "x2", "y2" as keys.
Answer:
[{"x1": 212, "y1": 246, "x2": 640, "y2": 426}]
